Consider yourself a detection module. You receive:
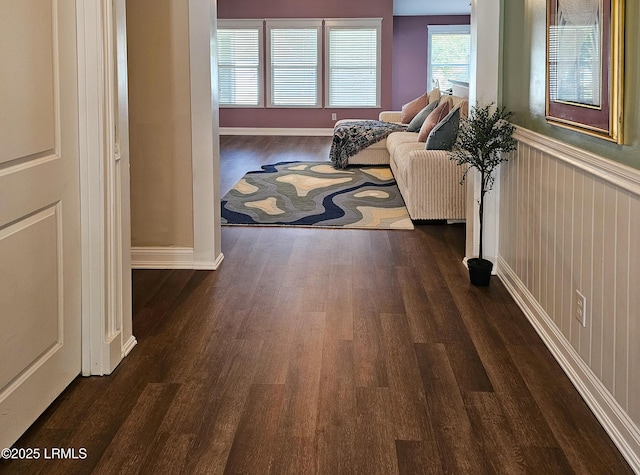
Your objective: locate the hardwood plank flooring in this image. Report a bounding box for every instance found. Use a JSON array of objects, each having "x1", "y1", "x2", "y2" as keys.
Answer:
[{"x1": 0, "y1": 135, "x2": 633, "y2": 474}]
